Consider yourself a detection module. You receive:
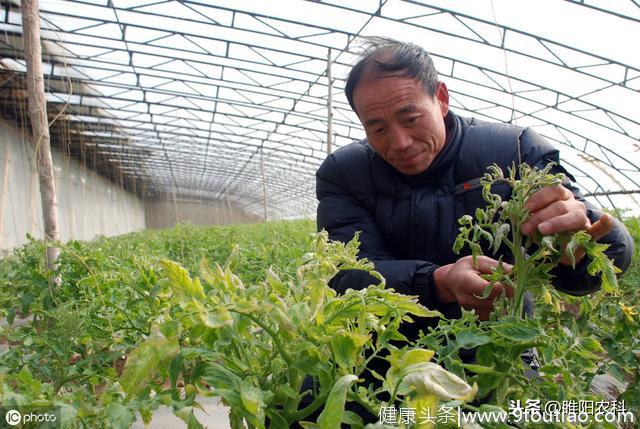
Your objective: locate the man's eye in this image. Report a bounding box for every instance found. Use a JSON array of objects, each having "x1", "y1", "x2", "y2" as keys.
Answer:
[{"x1": 374, "y1": 127, "x2": 385, "y2": 134}]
